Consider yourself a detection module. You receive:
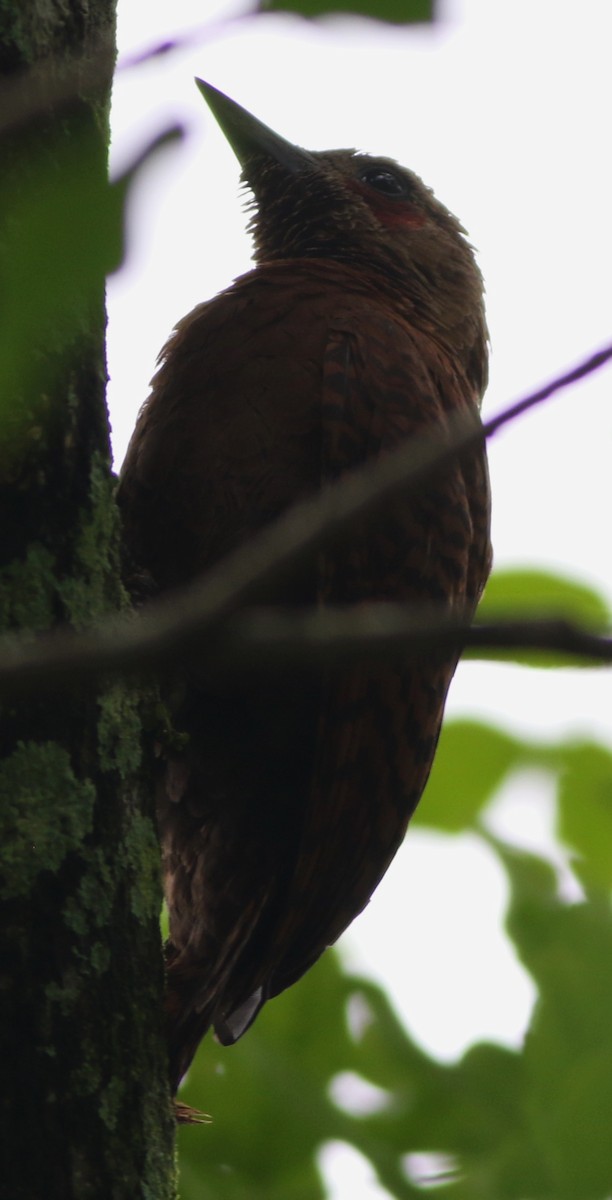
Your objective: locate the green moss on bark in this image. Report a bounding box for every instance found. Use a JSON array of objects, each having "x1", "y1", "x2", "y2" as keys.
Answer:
[
  {"x1": 0, "y1": 543, "x2": 59, "y2": 632},
  {"x1": 0, "y1": 454, "x2": 127, "y2": 634},
  {"x1": 0, "y1": 740, "x2": 96, "y2": 899},
  {"x1": 0, "y1": 7, "x2": 177, "y2": 1184},
  {"x1": 97, "y1": 680, "x2": 142, "y2": 776},
  {"x1": 61, "y1": 452, "x2": 129, "y2": 626}
]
